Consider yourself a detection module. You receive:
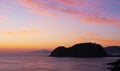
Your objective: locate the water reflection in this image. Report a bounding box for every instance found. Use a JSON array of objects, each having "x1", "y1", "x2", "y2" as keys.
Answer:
[{"x1": 0, "y1": 55, "x2": 119, "y2": 71}]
